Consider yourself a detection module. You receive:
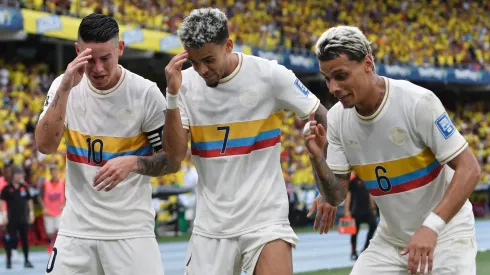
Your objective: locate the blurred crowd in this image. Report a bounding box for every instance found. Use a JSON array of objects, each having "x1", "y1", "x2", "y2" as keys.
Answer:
[{"x1": 14, "y1": 0, "x2": 490, "y2": 69}]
